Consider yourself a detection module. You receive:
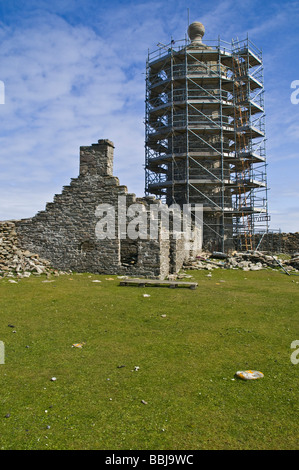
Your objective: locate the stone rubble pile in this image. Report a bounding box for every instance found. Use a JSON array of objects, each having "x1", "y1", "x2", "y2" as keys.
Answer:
[
  {"x1": 284, "y1": 253, "x2": 299, "y2": 271},
  {"x1": 0, "y1": 221, "x2": 68, "y2": 279},
  {"x1": 183, "y1": 250, "x2": 299, "y2": 273}
]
